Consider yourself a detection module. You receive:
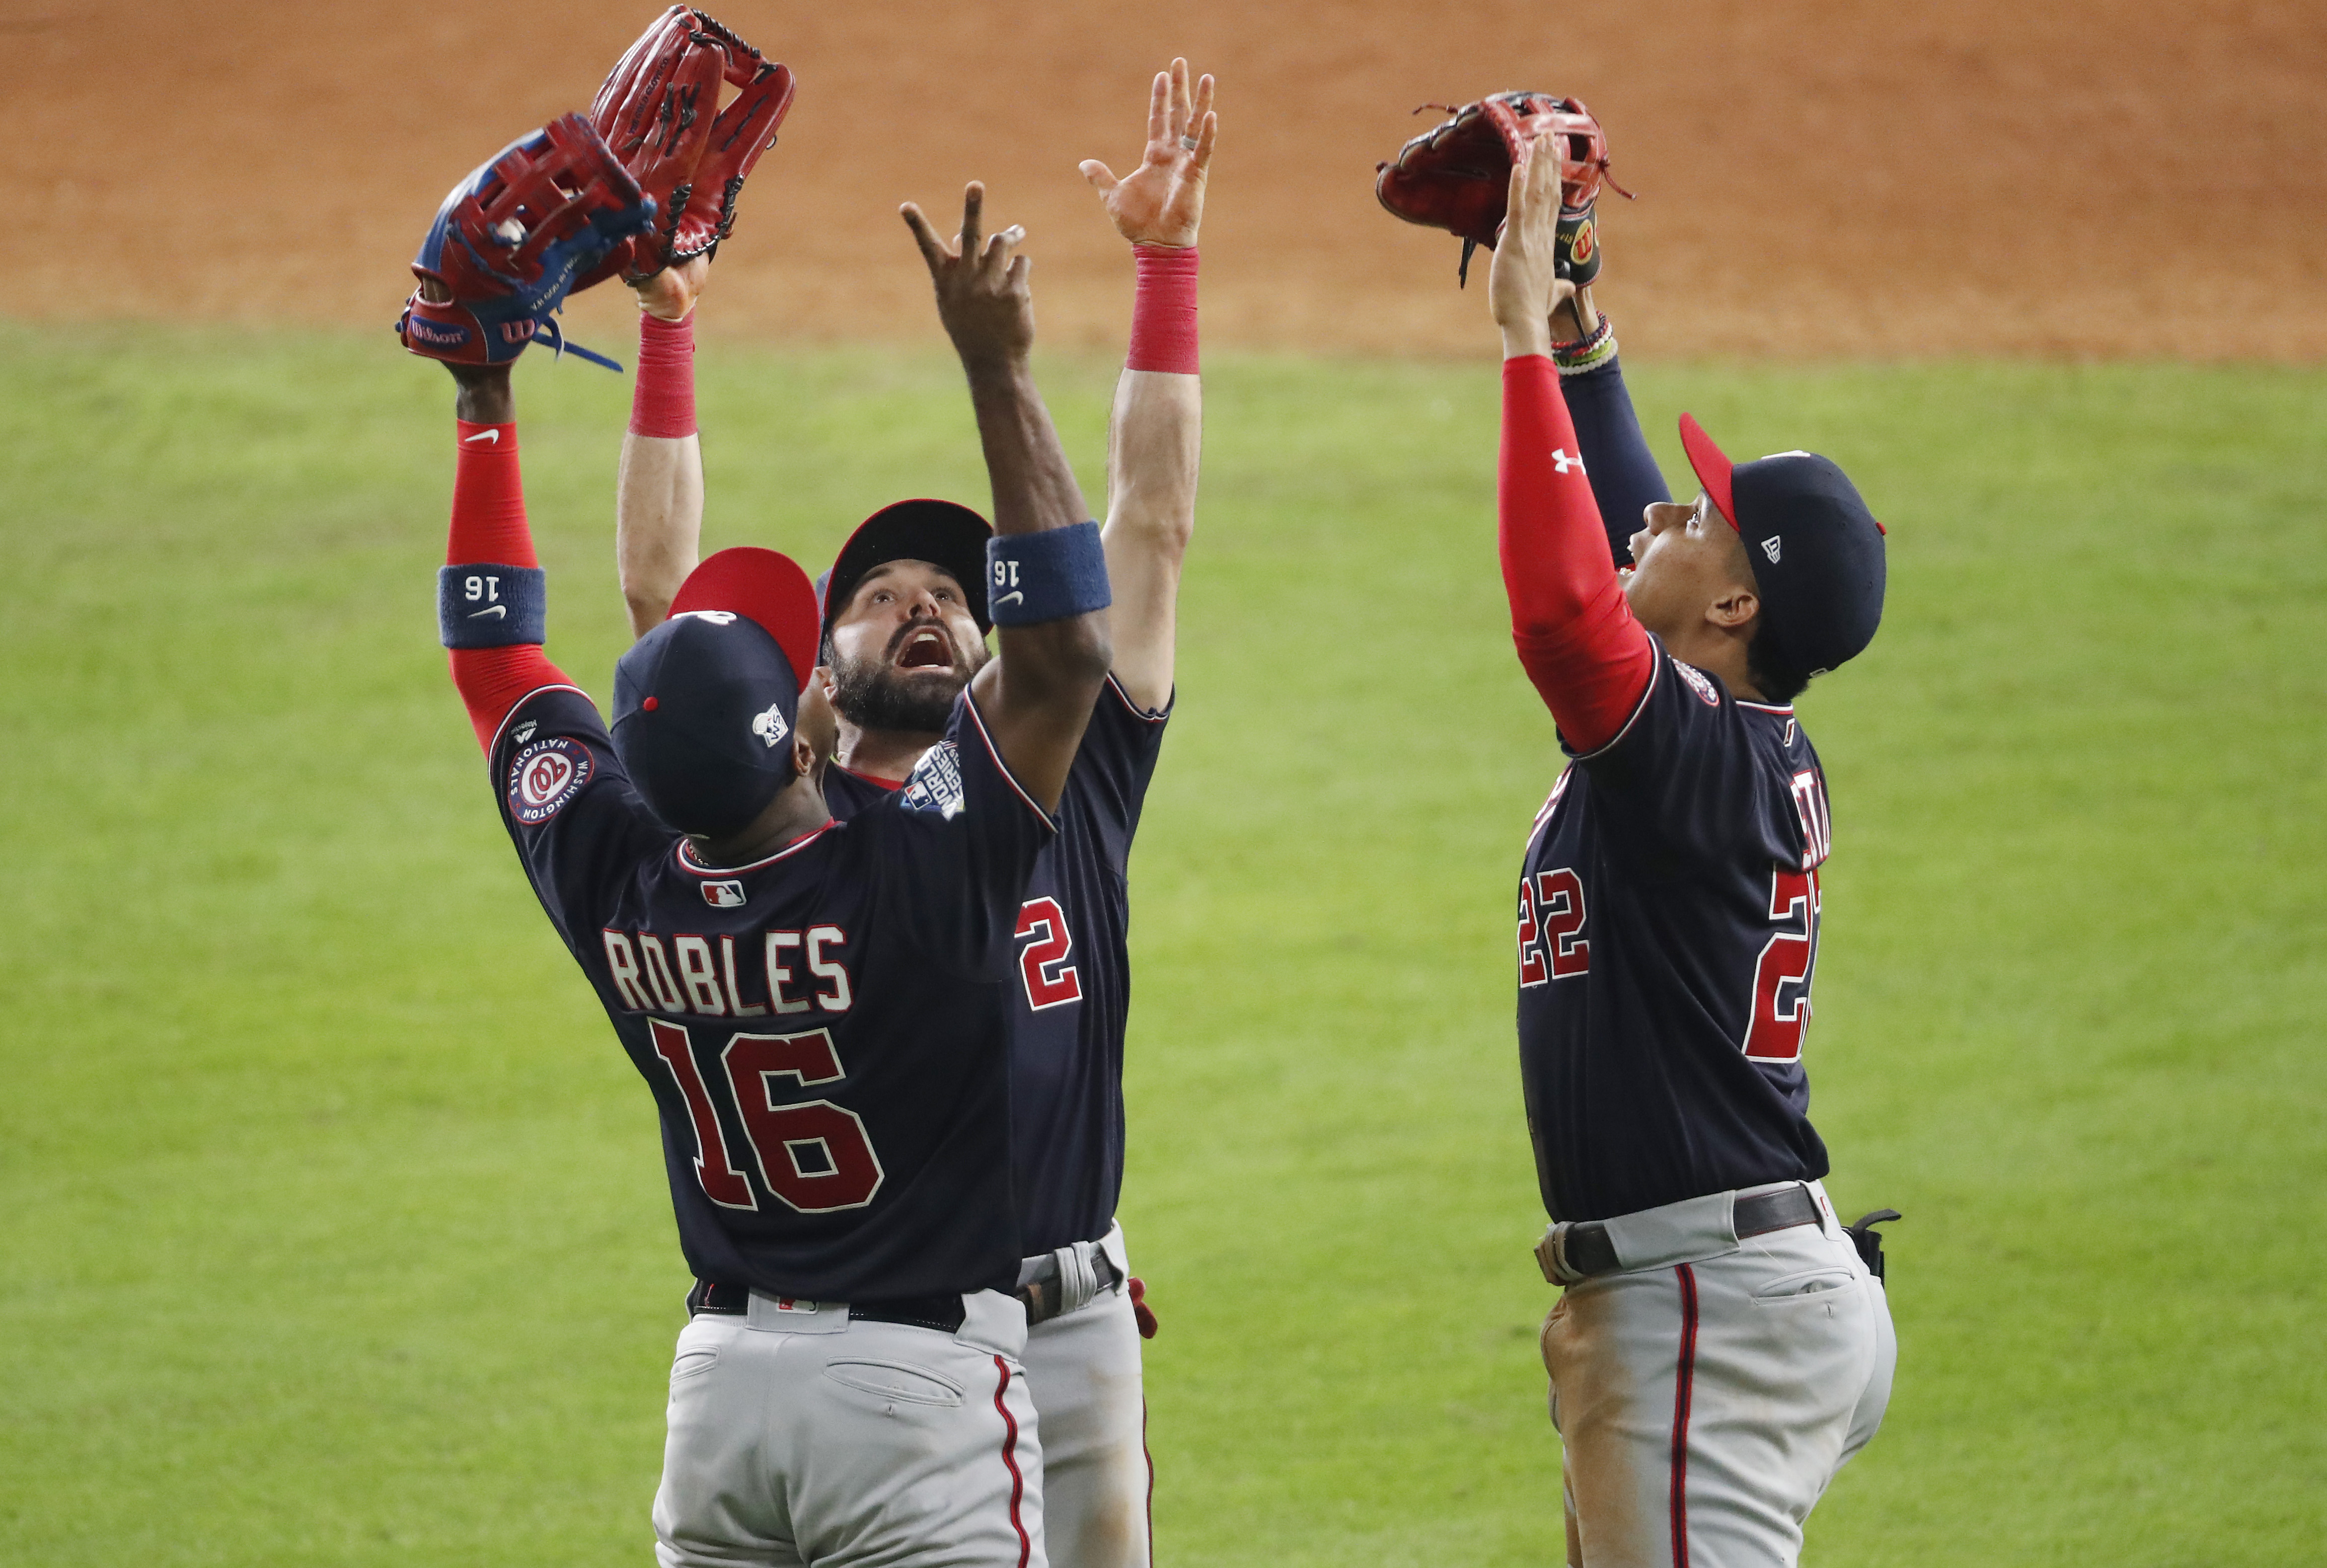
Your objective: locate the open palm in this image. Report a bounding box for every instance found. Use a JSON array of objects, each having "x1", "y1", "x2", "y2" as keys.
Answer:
[{"x1": 1080, "y1": 59, "x2": 1216, "y2": 249}]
